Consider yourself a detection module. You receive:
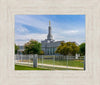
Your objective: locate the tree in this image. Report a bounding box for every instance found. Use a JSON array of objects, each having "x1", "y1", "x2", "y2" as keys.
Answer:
[
  {"x1": 15, "y1": 44, "x2": 19, "y2": 54},
  {"x1": 55, "y1": 42, "x2": 79, "y2": 56},
  {"x1": 79, "y1": 43, "x2": 85, "y2": 56},
  {"x1": 24, "y1": 39, "x2": 41, "y2": 54},
  {"x1": 39, "y1": 50, "x2": 44, "y2": 55}
]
